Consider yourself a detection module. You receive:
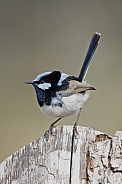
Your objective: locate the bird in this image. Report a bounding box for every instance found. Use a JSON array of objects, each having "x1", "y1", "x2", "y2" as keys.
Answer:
[{"x1": 25, "y1": 32, "x2": 101, "y2": 130}]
